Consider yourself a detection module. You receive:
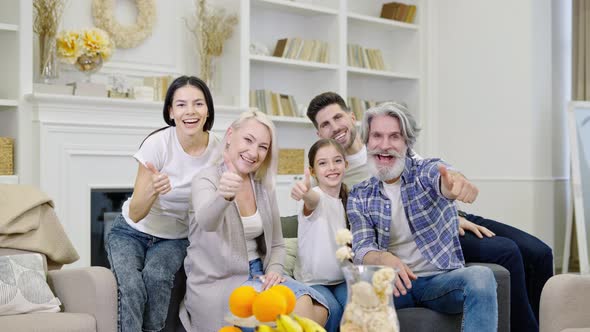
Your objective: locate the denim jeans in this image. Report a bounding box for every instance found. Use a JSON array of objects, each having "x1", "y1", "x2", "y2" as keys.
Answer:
[
  {"x1": 461, "y1": 212, "x2": 553, "y2": 331},
  {"x1": 240, "y1": 259, "x2": 328, "y2": 332},
  {"x1": 311, "y1": 283, "x2": 347, "y2": 332},
  {"x1": 393, "y1": 265, "x2": 498, "y2": 332},
  {"x1": 106, "y1": 214, "x2": 189, "y2": 332}
]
